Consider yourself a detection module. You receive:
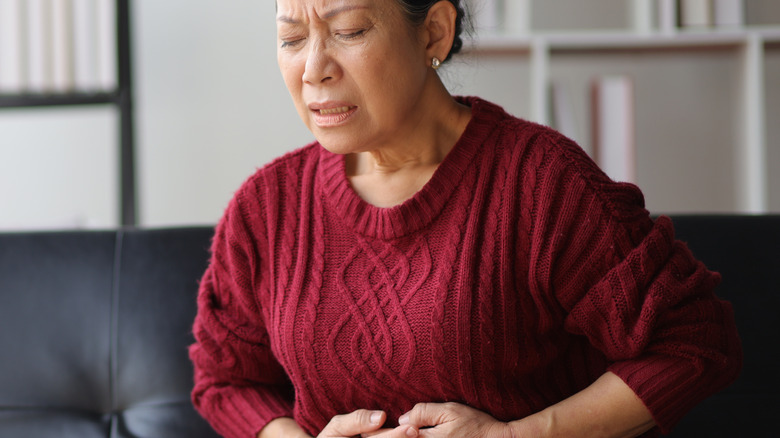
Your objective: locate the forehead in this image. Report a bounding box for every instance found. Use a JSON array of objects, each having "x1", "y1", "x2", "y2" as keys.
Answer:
[{"x1": 276, "y1": 0, "x2": 395, "y2": 22}]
